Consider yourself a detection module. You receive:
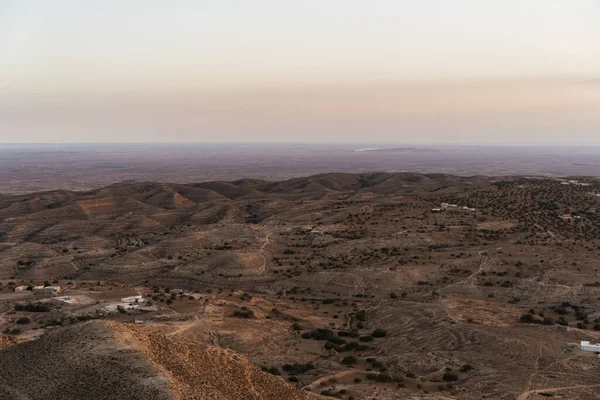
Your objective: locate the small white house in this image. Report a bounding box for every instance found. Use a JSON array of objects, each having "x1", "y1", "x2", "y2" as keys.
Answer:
[
  {"x1": 51, "y1": 296, "x2": 78, "y2": 306},
  {"x1": 441, "y1": 203, "x2": 458, "y2": 208},
  {"x1": 580, "y1": 341, "x2": 600, "y2": 353},
  {"x1": 33, "y1": 285, "x2": 61, "y2": 293},
  {"x1": 121, "y1": 295, "x2": 143, "y2": 303},
  {"x1": 14, "y1": 286, "x2": 28, "y2": 292}
]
